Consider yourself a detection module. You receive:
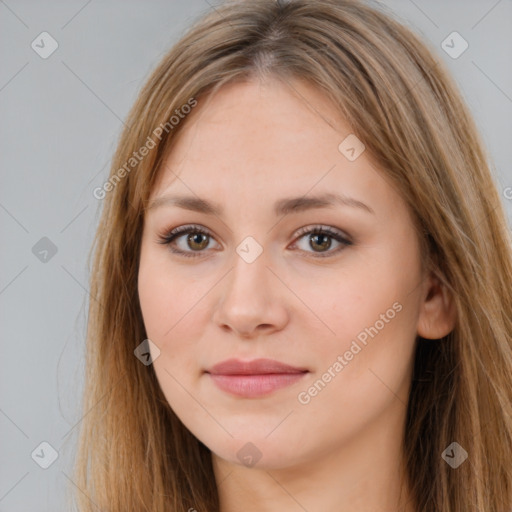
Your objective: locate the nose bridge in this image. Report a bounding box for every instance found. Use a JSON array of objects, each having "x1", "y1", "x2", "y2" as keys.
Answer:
[
  {"x1": 213, "y1": 233, "x2": 288, "y2": 336},
  {"x1": 228, "y1": 234, "x2": 271, "y2": 297}
]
